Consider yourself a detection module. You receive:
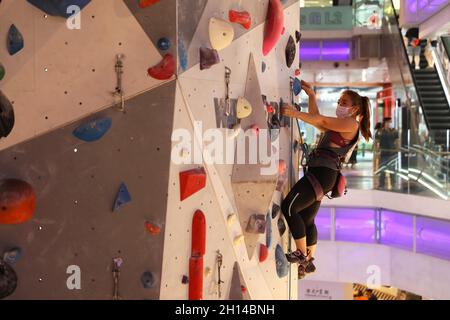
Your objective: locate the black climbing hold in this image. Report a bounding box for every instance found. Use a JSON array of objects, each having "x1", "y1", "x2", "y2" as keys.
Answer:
[
  {"x1": 199, "y1": 47, "x2": 220, "y2": 70},
  {"x1": 295, "y1": 31, "x2": 301, "y2": 43},
  {"x1": 262, "y1": 61, "x2": 266, "y2": 73},
  {"x1": 0, "y1": 90, "x2": 15, "y2": 138},
  {"x1": 271, "y1": 203, "x2": 281, "y2": 219},
  {"x1": 285, "y1": 36, "x2": 296, "y2": 68},
  {"x1": 141, "y1": 271, "x2": 156, "y2": 289},
  {"x1": 7, "y1": 25, "x2": 24, "y2": 56},
  {"x1": 0, "y1": 260, "x2": 17, "y2": 299},
  {"x1": 27, "y1": 0, "x2": 91, "y2": 18},
  {"x1": 182, "y1": 275, "x2": 189, "y2": 284},
  {"x1": 277, "y1": 218, "x2": 286, "y2": 237}
]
